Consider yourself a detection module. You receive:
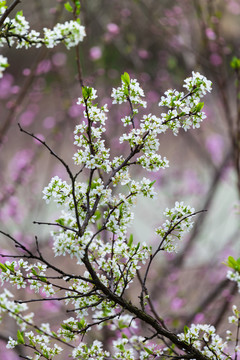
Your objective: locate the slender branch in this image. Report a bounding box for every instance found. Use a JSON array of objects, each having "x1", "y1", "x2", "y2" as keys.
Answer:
[
  {"x1": 141, "y1": 210, "x2": 207, "y2": 306},
  {"x1": 82, "y1": 251, "x2": 211, "y2": 360},
  {"x1": 33, "y1": 220, "x2": 79, "y2": 235},
  {"x1": 0, "y1": 230, "x2": 94, "y2": 284},
  {"x1": 17, "y1": 123, "x2": 83, "y2": 234},
  {"x1": 0, "y1": 0, "x2": 21, "y2": 28}
]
